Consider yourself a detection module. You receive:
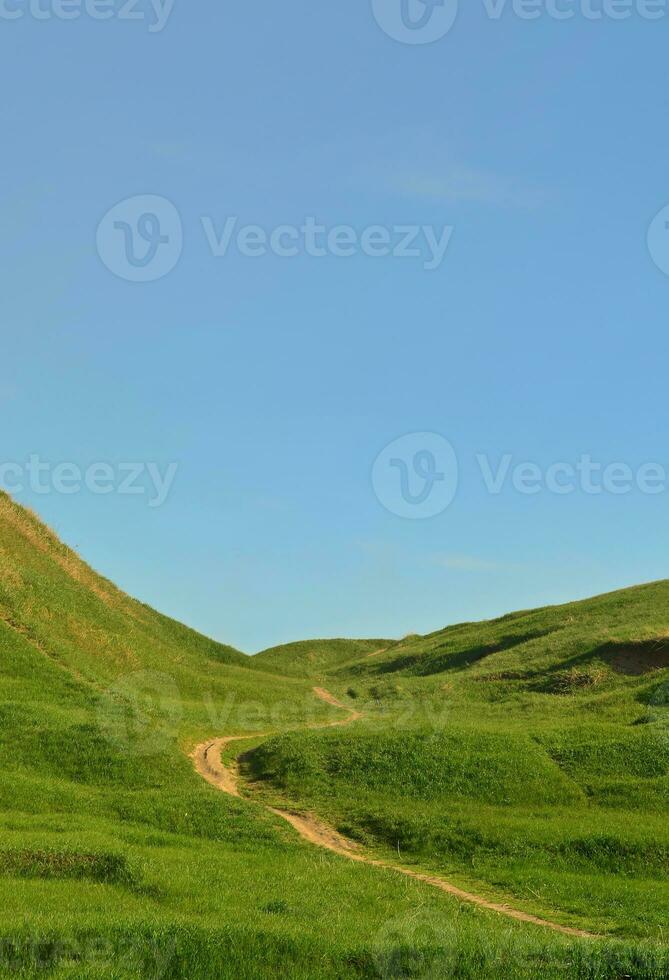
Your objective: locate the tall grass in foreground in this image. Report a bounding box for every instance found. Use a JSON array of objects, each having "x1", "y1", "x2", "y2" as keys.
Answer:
[{"x1": 1, "y1": 923, "x2": 669, "y2": 979}]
